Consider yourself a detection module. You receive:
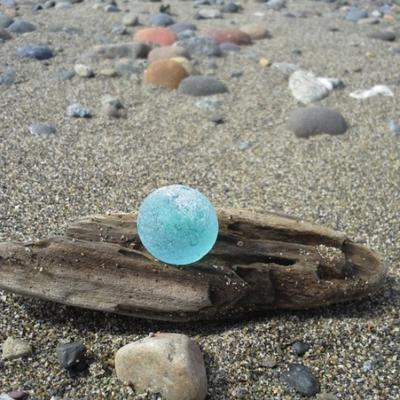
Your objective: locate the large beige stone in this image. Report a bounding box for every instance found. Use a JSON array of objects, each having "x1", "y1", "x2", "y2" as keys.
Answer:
[
  {"x1": 115, "y1": 333, "x2": 207, "y2": 400},
  {"x1": 2, "y1": 337, "x2": 32, "y2": 361}
]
